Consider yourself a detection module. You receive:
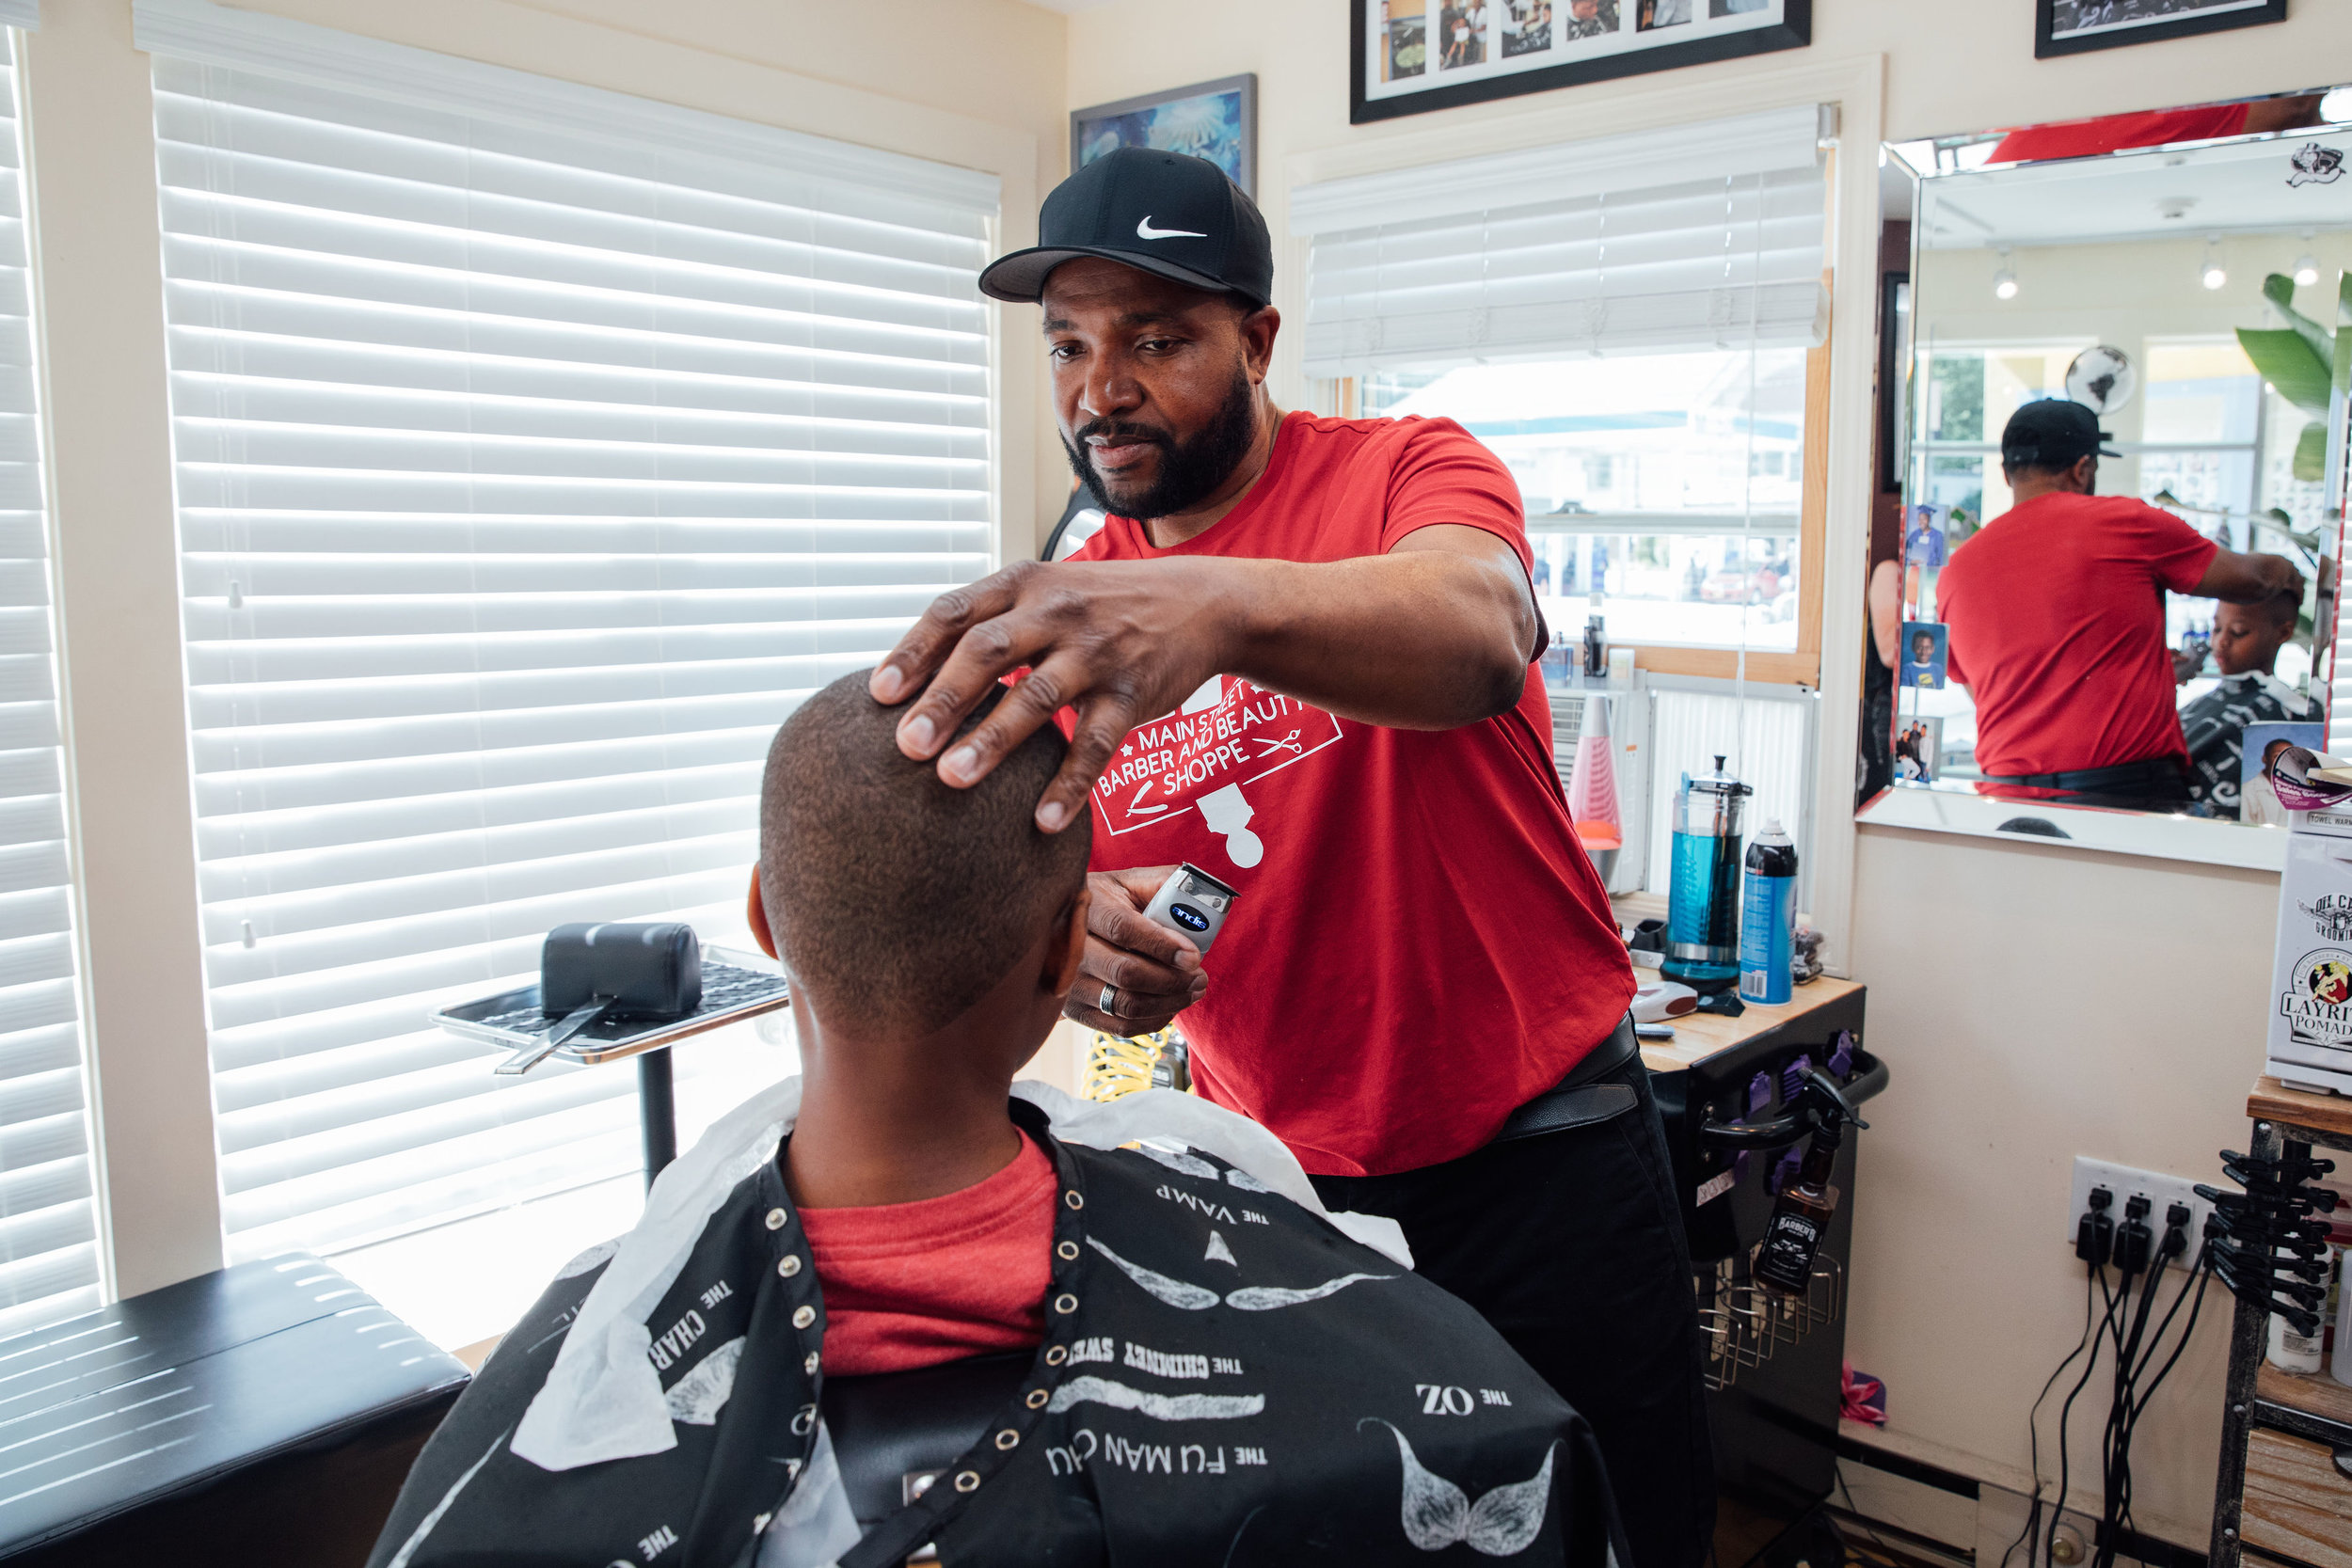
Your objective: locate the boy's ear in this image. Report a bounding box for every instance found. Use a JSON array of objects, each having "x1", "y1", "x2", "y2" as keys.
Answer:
[
  {"x1": 1047, "y1": 884, "x2": 1092, "y2": 999},
  {"x1": 747, "y1": 868, "x2": 778, "y2": 960}
]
